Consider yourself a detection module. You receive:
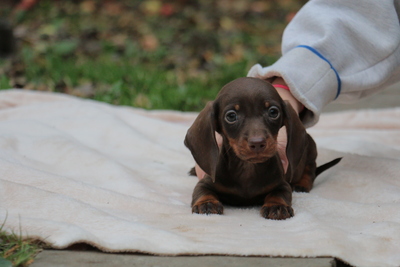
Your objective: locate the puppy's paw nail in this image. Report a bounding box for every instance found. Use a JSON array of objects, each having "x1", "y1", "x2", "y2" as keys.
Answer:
[
  {"x1": 260, "y1": 205, "x2": 294, "y2": 220},
  {"x1": 192, "y1": 201, "x2": 224, "y2": 215}
]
